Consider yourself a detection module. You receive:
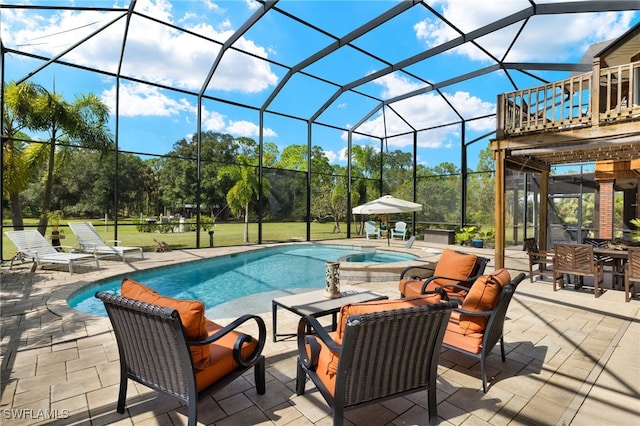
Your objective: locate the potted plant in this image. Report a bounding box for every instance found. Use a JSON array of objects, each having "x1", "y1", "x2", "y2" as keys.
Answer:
[
  {"x1": 455, "y1": 226, "x2": 495, "y2": 248},
  {"x1": 474, "y1": 228, "x2": 495, "y2": 248},
  {"x1": 455, "y1": 226, "x2": 477, "y2": 246},
  {"x1": 45, "y1": 210, "x2": 64, "y2": 248}
]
